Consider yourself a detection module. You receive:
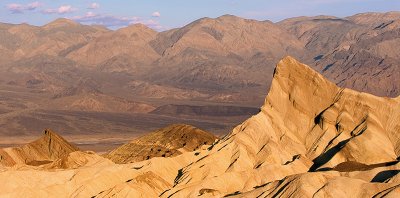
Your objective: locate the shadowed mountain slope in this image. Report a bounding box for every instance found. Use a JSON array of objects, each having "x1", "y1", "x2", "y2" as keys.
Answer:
[{"x1": 279, "y1": 12, "x2": 400, "y2": 97}]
